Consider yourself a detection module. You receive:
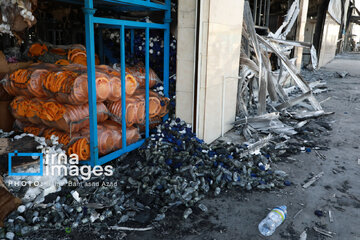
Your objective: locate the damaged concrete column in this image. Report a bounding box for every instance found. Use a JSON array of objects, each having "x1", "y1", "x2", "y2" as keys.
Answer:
[
  {"x1": 196, "y1": 0, "x2": 244, "y2": 143},
  {"x1": 295, "y1": 0, "x2": 310, "y2": 69},
  {"x1": 175, "y1": 0, "x2": 197, "y2": 125}
]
